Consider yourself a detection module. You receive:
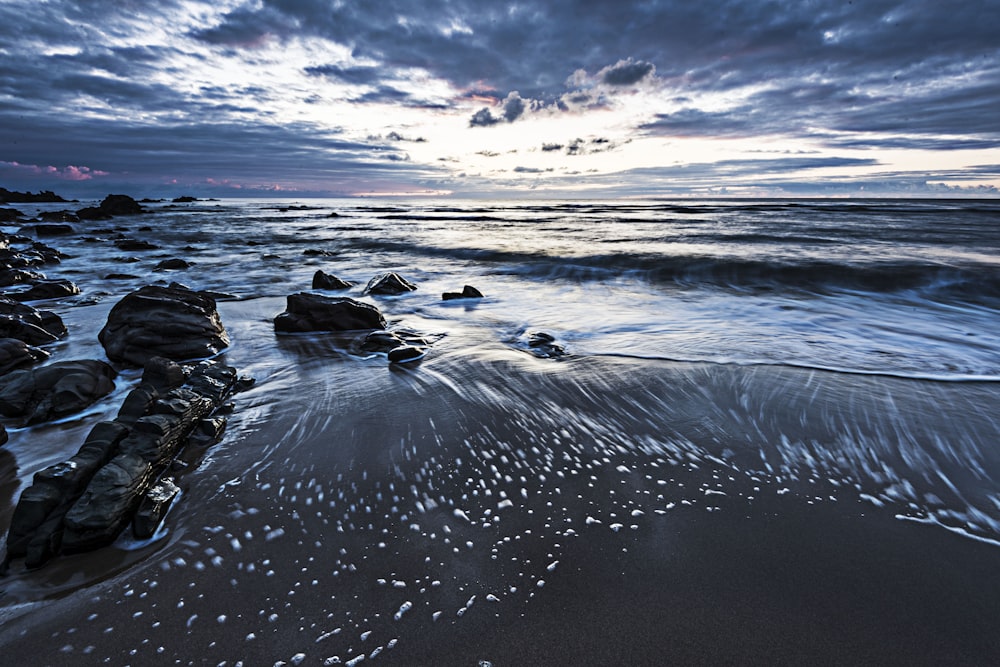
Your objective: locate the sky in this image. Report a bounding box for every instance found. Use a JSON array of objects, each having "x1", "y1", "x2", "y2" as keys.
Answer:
[{"x1": 1, "y1": 0, "x2": 999, "y2": 199}]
